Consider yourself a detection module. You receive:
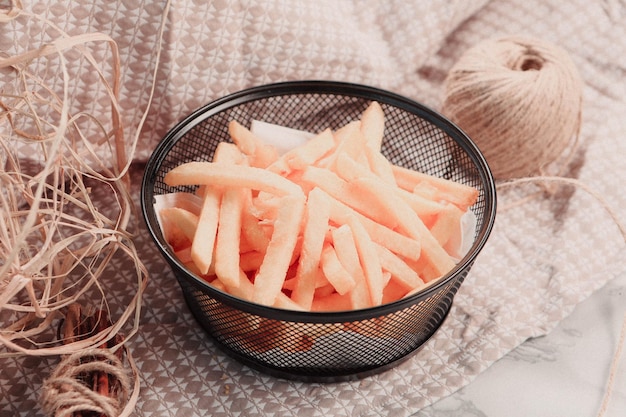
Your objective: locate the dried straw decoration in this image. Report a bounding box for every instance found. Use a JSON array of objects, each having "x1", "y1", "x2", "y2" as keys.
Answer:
[
  {"x1": 0, "y1": 0, "x2": 149, "y2": 358},
  {"x1": 0, "y1": 0, "x2": 167, "y2": 366},
  {"x1": 0, "y1": 0, "x2": 171, "y2": 413}
]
